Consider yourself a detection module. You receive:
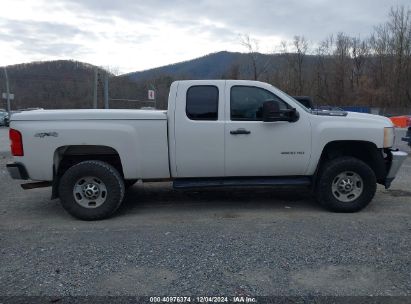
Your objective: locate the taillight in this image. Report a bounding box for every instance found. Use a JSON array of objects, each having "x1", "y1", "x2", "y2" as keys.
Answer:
[{"x1": 9, "y1": 129, "x2": 24, "y2": 156}]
